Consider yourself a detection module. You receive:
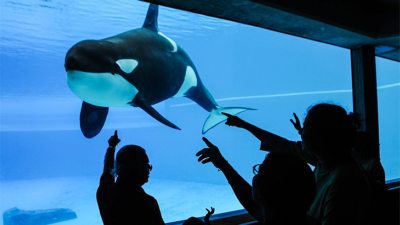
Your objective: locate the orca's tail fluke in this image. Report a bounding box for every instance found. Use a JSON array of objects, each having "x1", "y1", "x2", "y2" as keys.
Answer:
[{"x1": 202, "y1": 106, "x2": 255, "y2": 134}]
